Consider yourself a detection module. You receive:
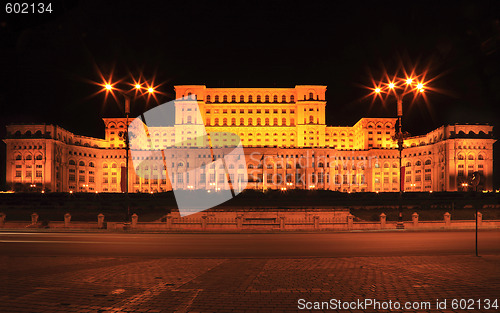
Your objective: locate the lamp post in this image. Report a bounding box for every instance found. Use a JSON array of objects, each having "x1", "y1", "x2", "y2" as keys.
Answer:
[
  {"x1": 371, "y1": 75, "x2": 427, "y2": 228},
  {"x1": 99, "y1": 79, "x2": 158, "y2": 221}
]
